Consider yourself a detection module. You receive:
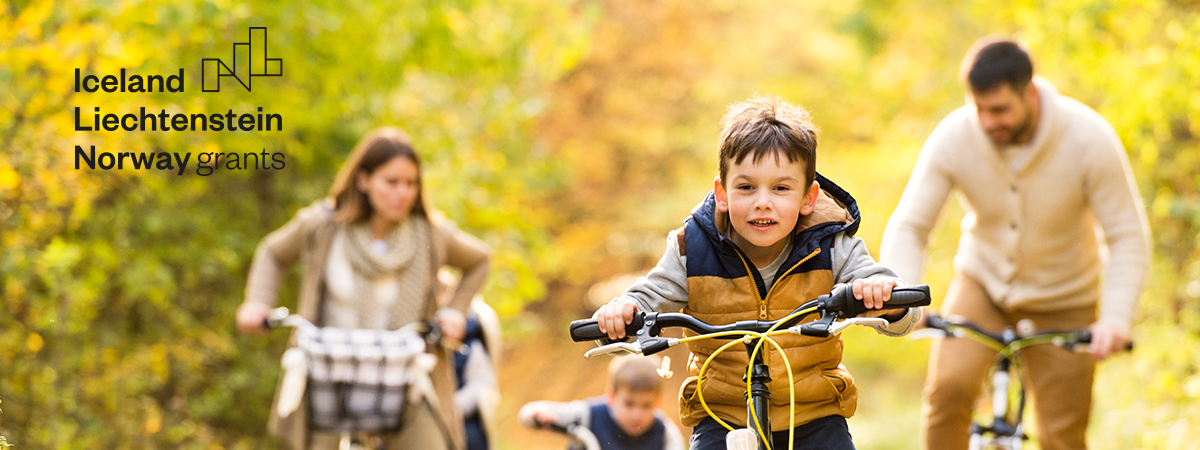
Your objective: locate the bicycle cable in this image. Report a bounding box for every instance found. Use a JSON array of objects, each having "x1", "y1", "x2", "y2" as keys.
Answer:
[{"x1": 683, "y1": 304, "x2": 819, "y2": 450}]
